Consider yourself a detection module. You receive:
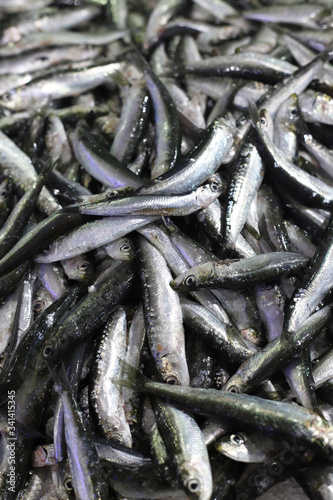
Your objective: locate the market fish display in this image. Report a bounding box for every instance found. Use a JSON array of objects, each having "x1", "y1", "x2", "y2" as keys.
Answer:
[{"x1": 0, "y1": 1, "x2": 332, "y2": 500}]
